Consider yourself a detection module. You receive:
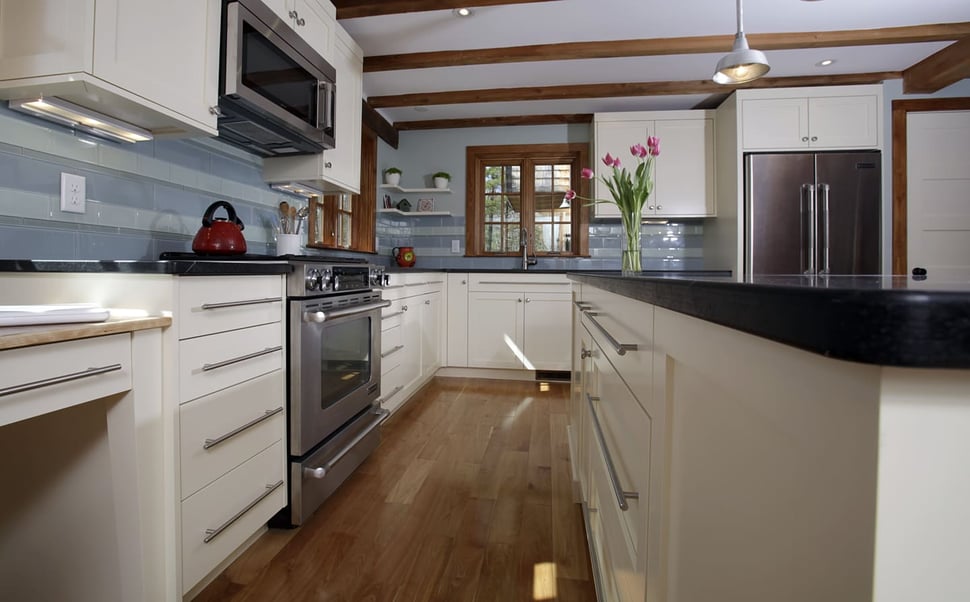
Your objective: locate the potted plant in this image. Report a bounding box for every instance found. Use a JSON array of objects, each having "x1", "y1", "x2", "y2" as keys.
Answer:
[
  {"x1": 432, "y1": 171, "x2": 451, "y2": 189},
  {"x1": 384, "y1": 167, "x2": 402, "y2": 186}
]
